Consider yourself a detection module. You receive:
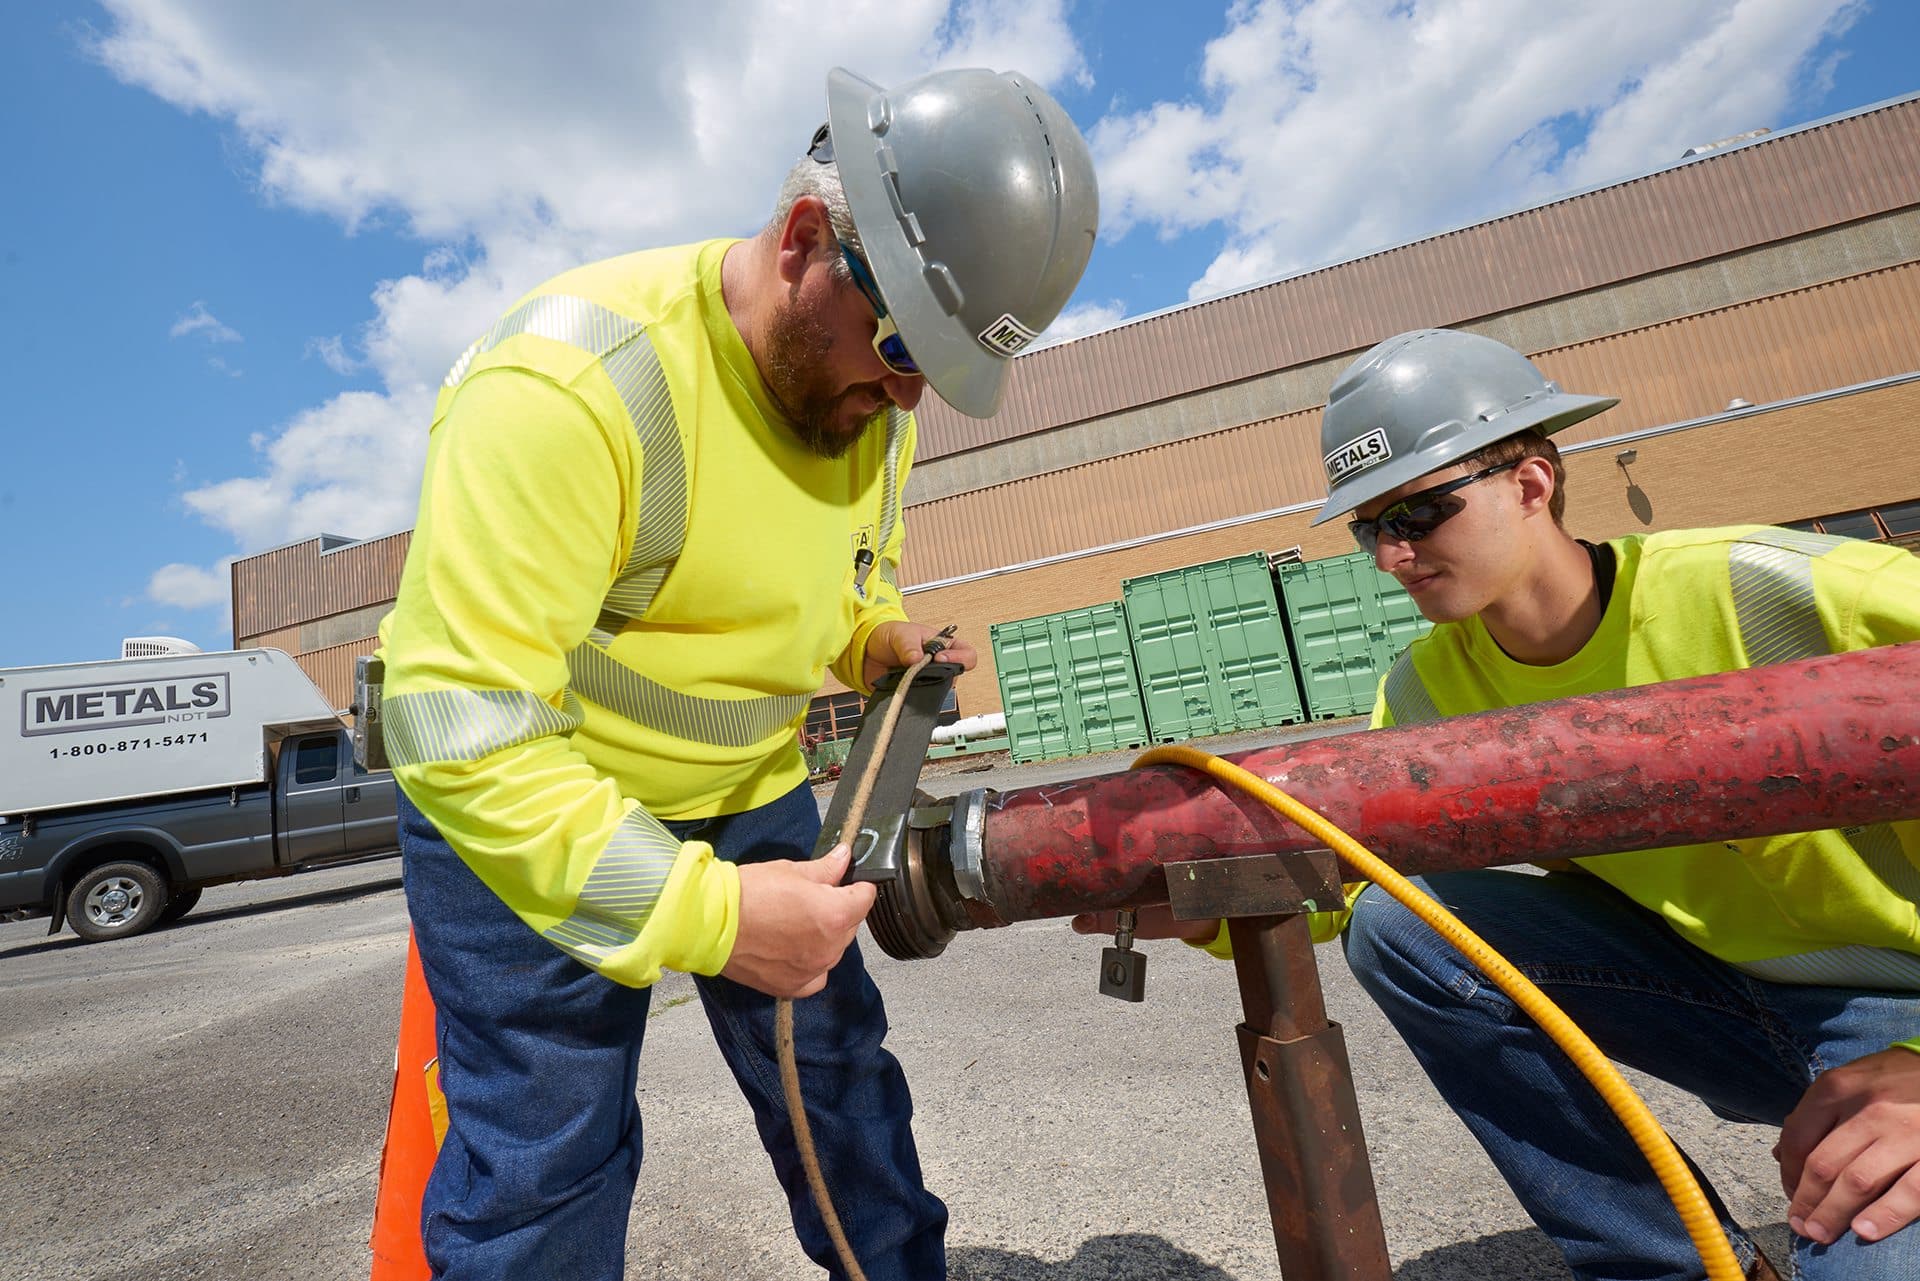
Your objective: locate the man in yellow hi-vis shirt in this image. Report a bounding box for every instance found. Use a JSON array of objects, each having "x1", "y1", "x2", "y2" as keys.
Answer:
[
  {"x1": 1083, "y1": 330, "x2": 1920, "y2": 1281},
  {"x1": 377, "y1": 67, "x2": 1096, "y2": 1279}
]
